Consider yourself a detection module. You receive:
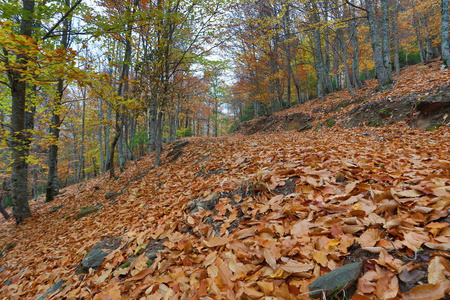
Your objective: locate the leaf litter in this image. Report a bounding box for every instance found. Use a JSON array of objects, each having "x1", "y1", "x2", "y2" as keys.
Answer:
[{"x1": 0, "y1": 62, "x2": 450, "y2": 299}]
